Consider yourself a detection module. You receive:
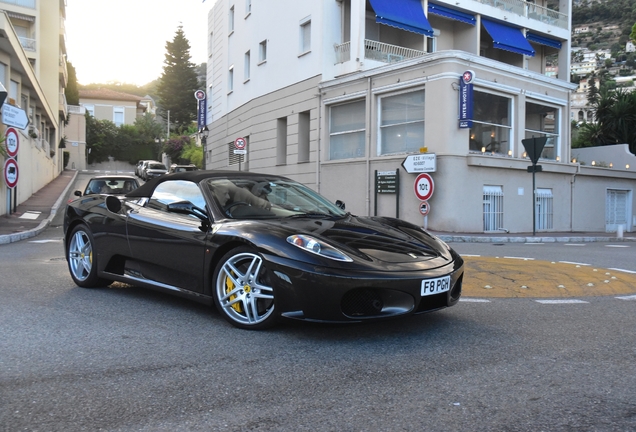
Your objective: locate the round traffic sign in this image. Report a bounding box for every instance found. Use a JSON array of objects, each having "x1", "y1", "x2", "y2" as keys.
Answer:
[
  {"x1": 419, "y1": 200, "x2": 430, "y2": 216},
  {"x1": 5, "y1": 127, "x2": 18, "y2": 157},
  {"x1": 234, "y1": 137, "x2": 246, "y2": 150},
  {"x1": 4, "y1": 158, "x2": 18, "y2": 188},
  {"x1": 414, "y1": 173, "x2": 434, "y2": 201},
  {"x1": 194, "y1": 89, "x2": 206, "y2": 100}
]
